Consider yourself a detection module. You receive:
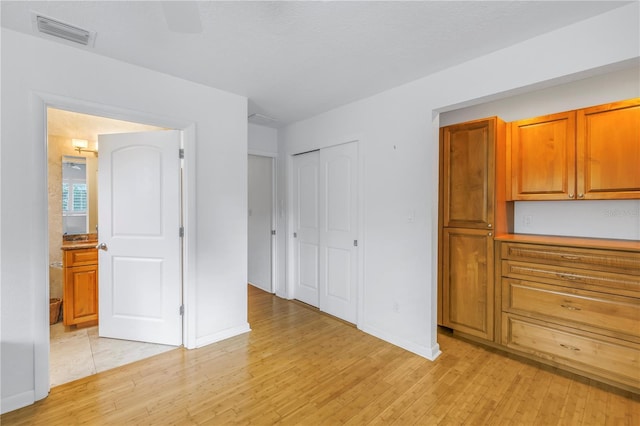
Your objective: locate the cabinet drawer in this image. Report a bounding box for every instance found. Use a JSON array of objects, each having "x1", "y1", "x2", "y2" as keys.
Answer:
[
  {"x1": 502, "y1": 314, "x2": 640, "y2": 389},
  {"x1": 501, "y1": 260, "x2": 640, "y2": 297},
  {"x1": 64, "y1": 248, "x2": 98, "y2": 267},
  {"x1": 503, "y1": 279, "x2": 640, "y2": 341},
  {"x1": 501, "y1": 242, "x2": 640, "y2": 275}
]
